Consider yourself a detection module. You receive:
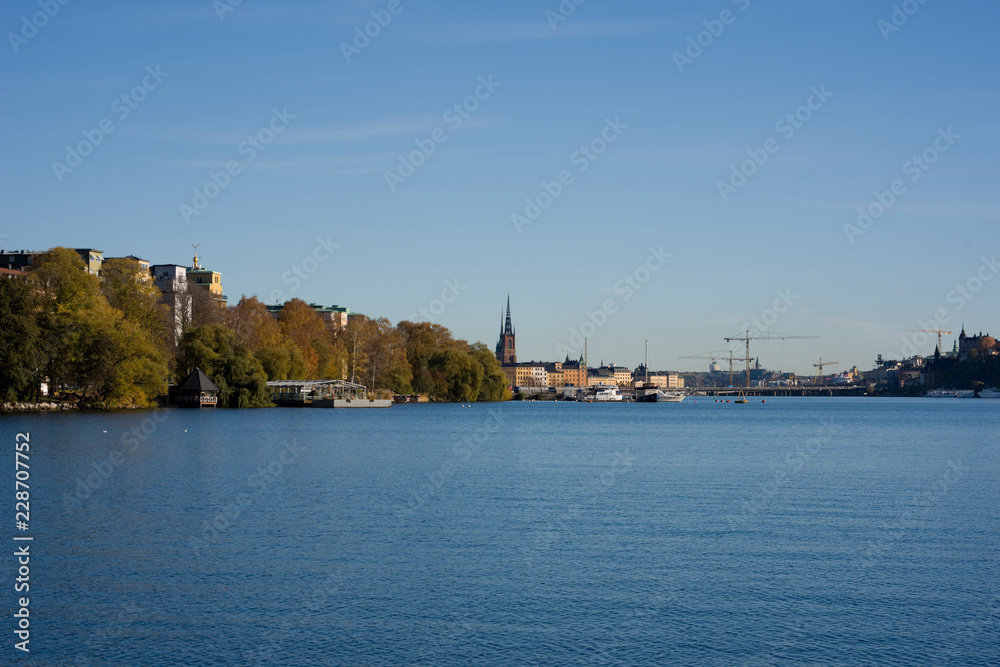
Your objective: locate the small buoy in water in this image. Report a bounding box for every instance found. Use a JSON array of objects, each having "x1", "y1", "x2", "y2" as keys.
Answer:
[
  {"x1": 102, "y1": 430, "x2": 107, "y2": 433},
  {"x1": 184, "y1": 429, "x2": 187, "y2": 432},
  {"x1": 762, "y1": 400, "x2": 766, "y2": 403}
]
